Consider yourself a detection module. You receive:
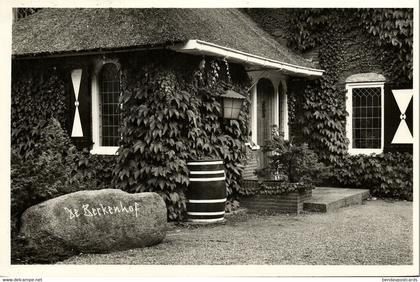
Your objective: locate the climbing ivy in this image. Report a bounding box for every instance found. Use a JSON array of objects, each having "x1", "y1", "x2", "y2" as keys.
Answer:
[
  {"x1": 358, "y1": 8, "x2": 413, "y2": 81},
  {"x1": 11, "y1": 63, "x2": 68, "y2": 159},
  {"x1": 285, "y1": 8, "x2": 413, "y2": 83},
  {"x1": 112, "y1": 52, "x2": 251, "y2": 220},
  {"x1": 284, "y1": 9, "x2": 352, "y2": 162},
  {"x1": 248, "y1": 8, "x2": 413, "y2": 163},
  {"x1": 113, "y1": 66, "x2": 197, "y2": 220}
]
